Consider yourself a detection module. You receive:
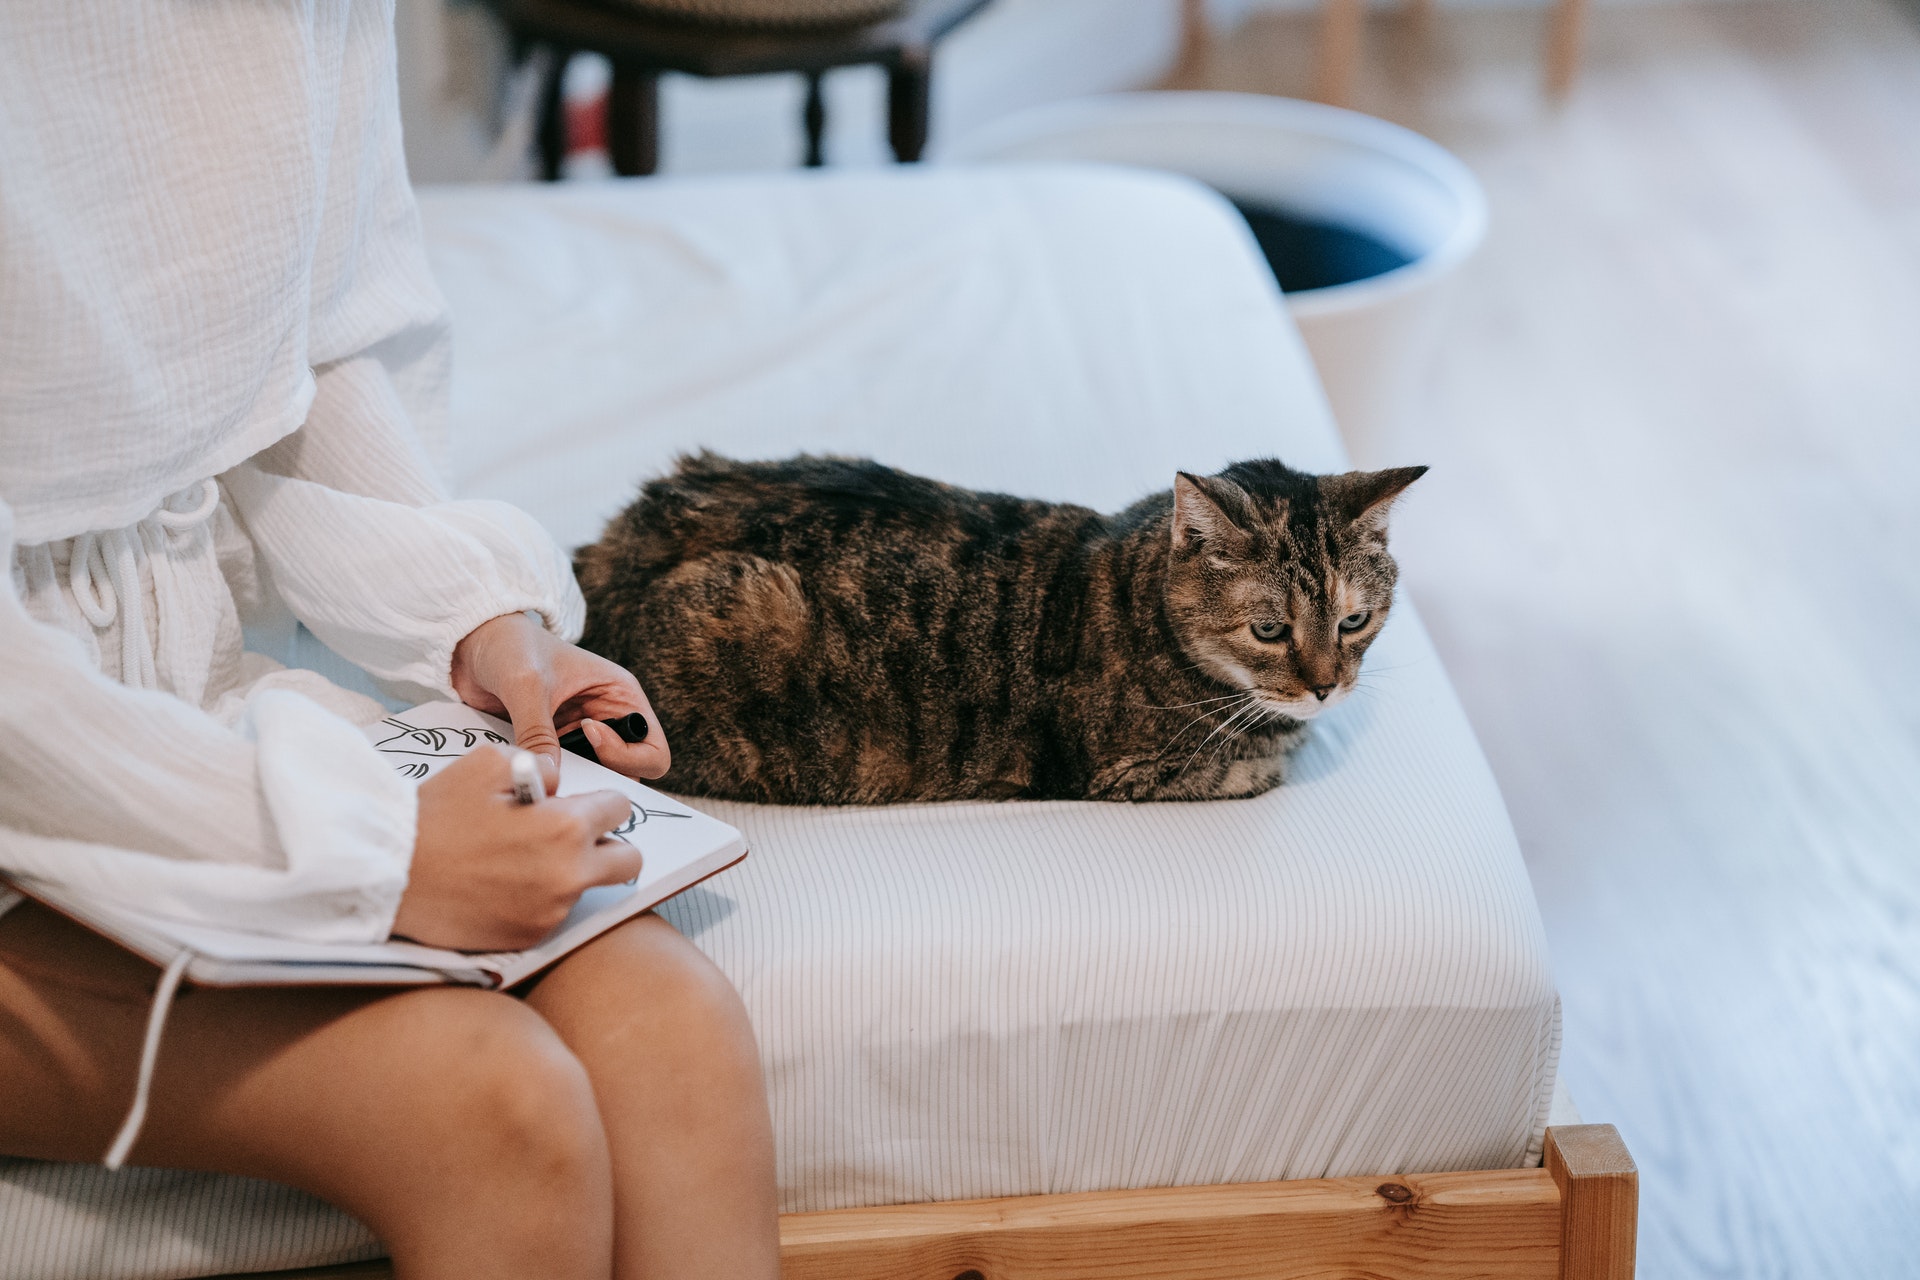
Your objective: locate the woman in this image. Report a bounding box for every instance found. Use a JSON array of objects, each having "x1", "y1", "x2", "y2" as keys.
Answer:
[{"x1": 0, "y1": 5, "x2": 779, "y2": 1278}]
